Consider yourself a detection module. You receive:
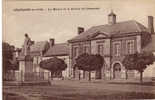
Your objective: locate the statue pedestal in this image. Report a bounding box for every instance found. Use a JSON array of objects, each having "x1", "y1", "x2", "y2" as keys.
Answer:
[{"x1": 18, "y1": 55, "x2": 33, "y2": 81}]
